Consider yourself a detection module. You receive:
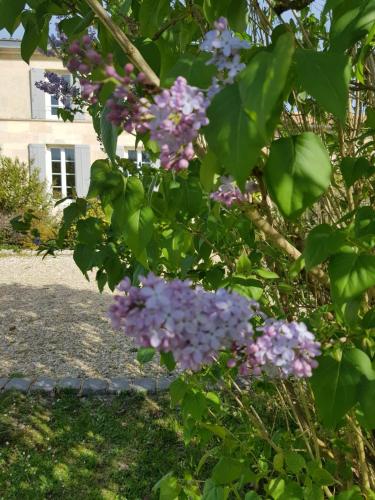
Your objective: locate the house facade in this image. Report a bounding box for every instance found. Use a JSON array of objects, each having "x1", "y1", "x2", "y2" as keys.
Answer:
[{"x1": 0, "y1": 39, "x2": 144, "y2": 201}]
